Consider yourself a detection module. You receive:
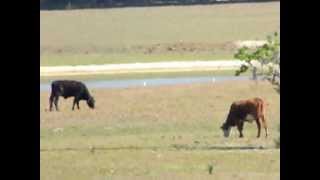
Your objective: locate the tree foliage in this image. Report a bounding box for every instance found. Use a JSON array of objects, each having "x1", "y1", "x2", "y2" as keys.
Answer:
[{"x1": 234, "y1": 32, "x2": 280, "y2": 91}]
